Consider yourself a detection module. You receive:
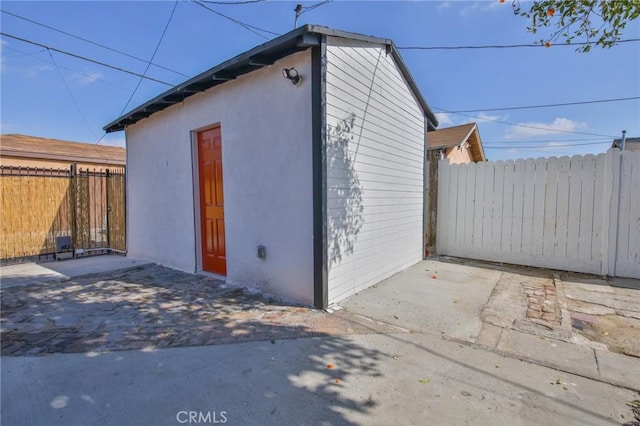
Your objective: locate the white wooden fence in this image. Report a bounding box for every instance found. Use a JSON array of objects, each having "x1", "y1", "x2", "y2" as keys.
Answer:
[{"x1": 436, "y1": 149, "x2": 640, "y2": 279}]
